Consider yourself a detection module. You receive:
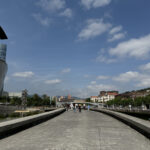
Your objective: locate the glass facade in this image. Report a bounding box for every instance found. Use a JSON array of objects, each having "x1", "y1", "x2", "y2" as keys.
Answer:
[
  {"x1": 0, "y1": 60, "x2": 7, "y2": 95},
  {"x1": 0, "y1": 44, "x2": 7, "y2": 61}
]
